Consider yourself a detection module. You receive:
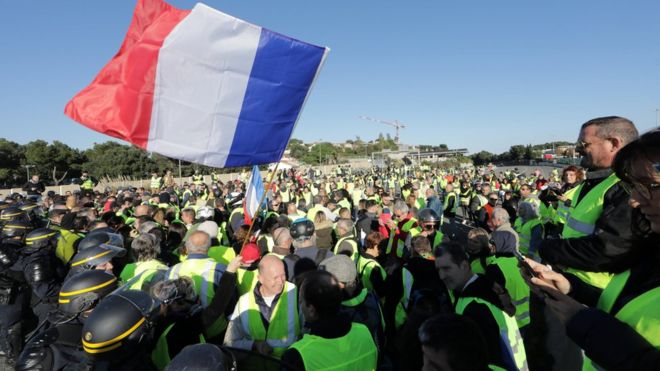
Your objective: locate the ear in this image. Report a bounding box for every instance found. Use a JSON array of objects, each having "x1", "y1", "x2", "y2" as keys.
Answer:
[{"x1": 609, "y1": 137, "x2": 623, "y2": 151}]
